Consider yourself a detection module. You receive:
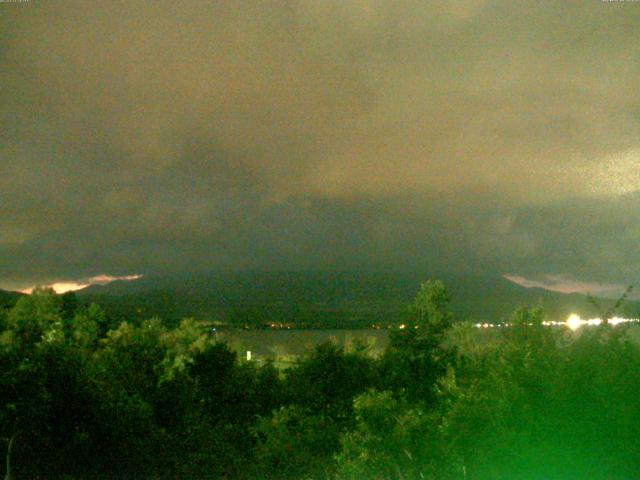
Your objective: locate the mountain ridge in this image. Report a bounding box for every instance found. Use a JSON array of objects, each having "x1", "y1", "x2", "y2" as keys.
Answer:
[{"x1": 75, "y1": 271, "x2": 640, "y2": 328}]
